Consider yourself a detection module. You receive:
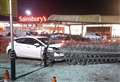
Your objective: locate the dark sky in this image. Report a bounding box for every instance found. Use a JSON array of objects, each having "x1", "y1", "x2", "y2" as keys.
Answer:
[{"x1": 18, "y1": 0, "x2": 120, "y2": 17}]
